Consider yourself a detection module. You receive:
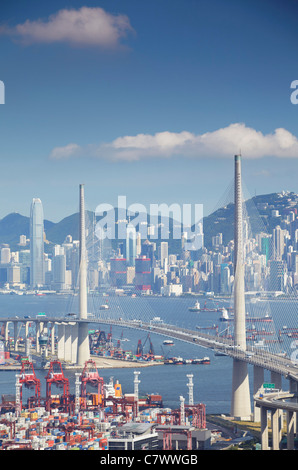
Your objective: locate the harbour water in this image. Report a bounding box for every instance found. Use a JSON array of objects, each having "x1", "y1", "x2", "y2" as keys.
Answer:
[{"x1": 0, "y1": 293, "x2": 295, "y2": 415}]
